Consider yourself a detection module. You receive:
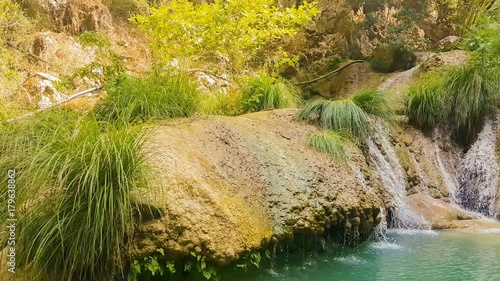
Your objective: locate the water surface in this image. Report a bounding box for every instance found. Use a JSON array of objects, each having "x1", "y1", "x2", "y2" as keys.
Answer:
[{"x1": 230, "y1": 229, "x2": 500, "y2": 281}]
